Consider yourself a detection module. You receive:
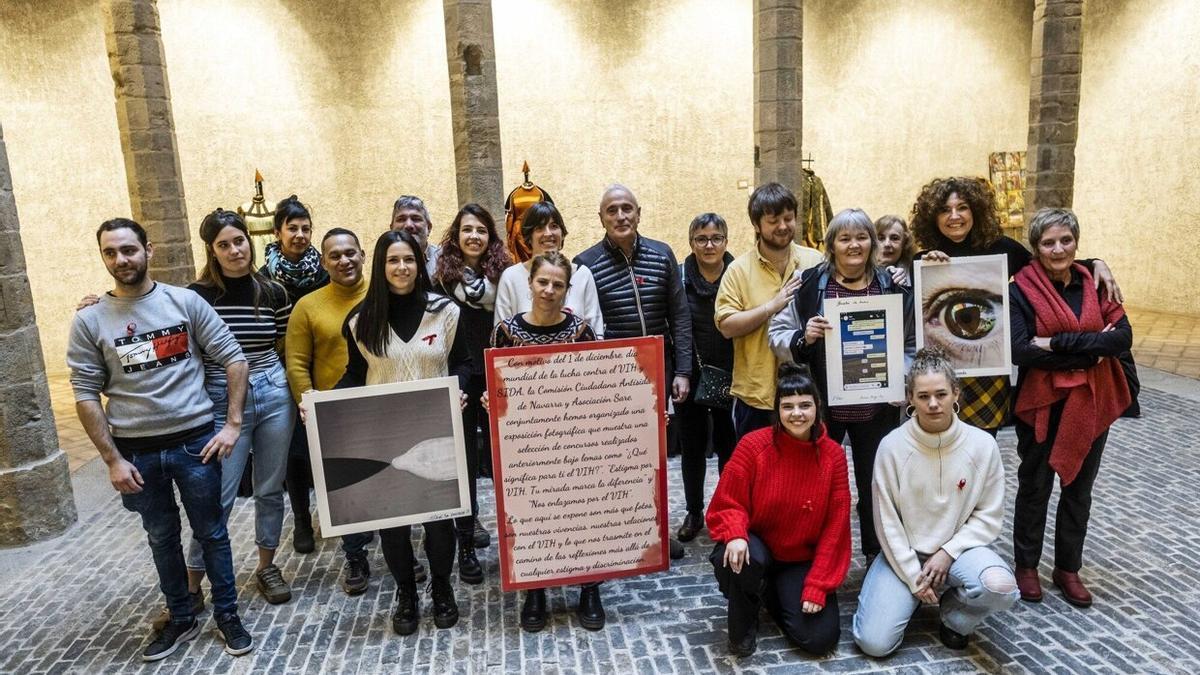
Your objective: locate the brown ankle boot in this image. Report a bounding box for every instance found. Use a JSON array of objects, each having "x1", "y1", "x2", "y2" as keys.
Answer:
[
  {"x1": 1014, "y1": 567, "x2": 1042, "y2": 602},
  {"x1": 1052, "y1": 568, "x2": 1093, "y2": 608}
]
